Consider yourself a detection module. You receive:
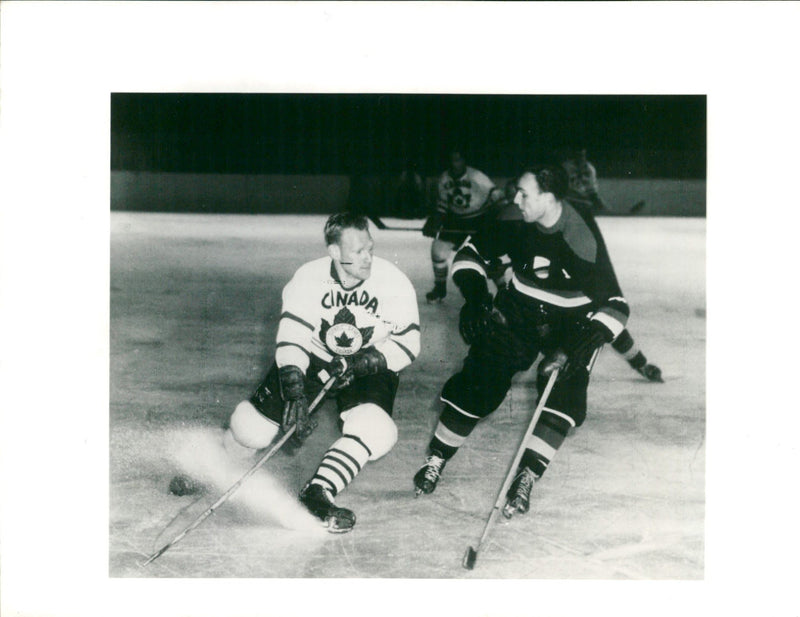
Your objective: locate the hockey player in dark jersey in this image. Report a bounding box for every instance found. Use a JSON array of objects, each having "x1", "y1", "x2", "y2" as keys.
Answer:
[{"x1": 413, "y1": 165, "x2": 629, "y2": 517}]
